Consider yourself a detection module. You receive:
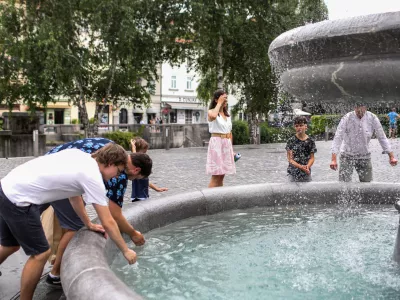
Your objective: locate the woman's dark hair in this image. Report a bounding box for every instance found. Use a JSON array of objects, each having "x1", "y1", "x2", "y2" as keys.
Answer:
[{"x1": 209, "y1": 89, "x2": 230, "y2": 117}]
